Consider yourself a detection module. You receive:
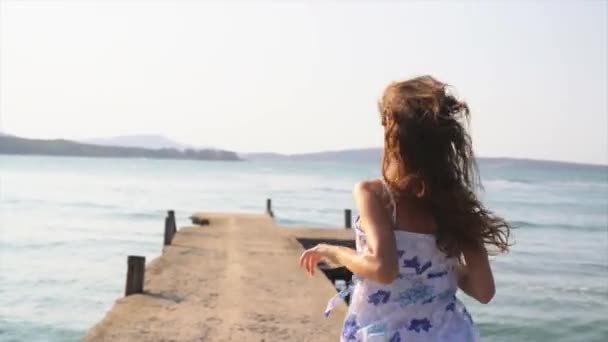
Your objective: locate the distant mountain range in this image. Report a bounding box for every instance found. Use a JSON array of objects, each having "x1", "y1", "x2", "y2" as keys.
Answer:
[
  {"x1": 0, "y1": 134, "x2": 240, "y2": 161},
  {"x1": 1, "y1": 133, "x2": 604, "y2": 168},
  {"x1": 243, "y1": 148, "x2": 382, "y2": 163},
  {"x1": 243, "y1": 148, "x2": 606, "y2": 169},
  {"x1": 81, "y1": 135, "x2": 192, "y2": 150},
  {"x1": 1, "y1": 133, "x2": 382, "y2": 162}
]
